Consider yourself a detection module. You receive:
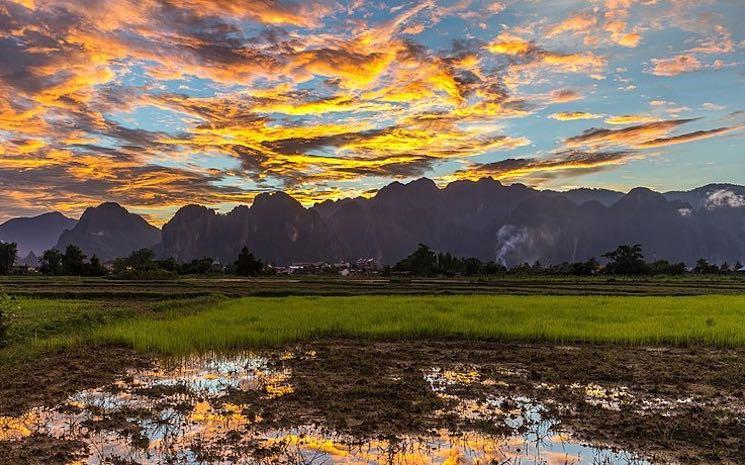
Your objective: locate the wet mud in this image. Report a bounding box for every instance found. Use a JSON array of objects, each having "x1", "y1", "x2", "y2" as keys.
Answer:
[
  {"x1": 1, "y1": 340, "x2": 744, "y2": 464},
  {"x1": 0, "y1": 345, "x2": 151, "y2": 417}
]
